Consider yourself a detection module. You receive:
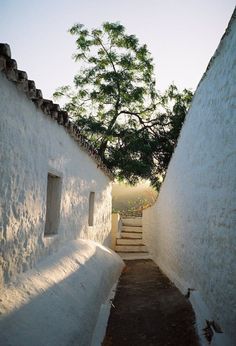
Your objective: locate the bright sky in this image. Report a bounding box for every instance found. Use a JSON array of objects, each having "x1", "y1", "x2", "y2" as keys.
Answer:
[{"x1": 1, "y1": 1, "x2": 235, "y2": 102}]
